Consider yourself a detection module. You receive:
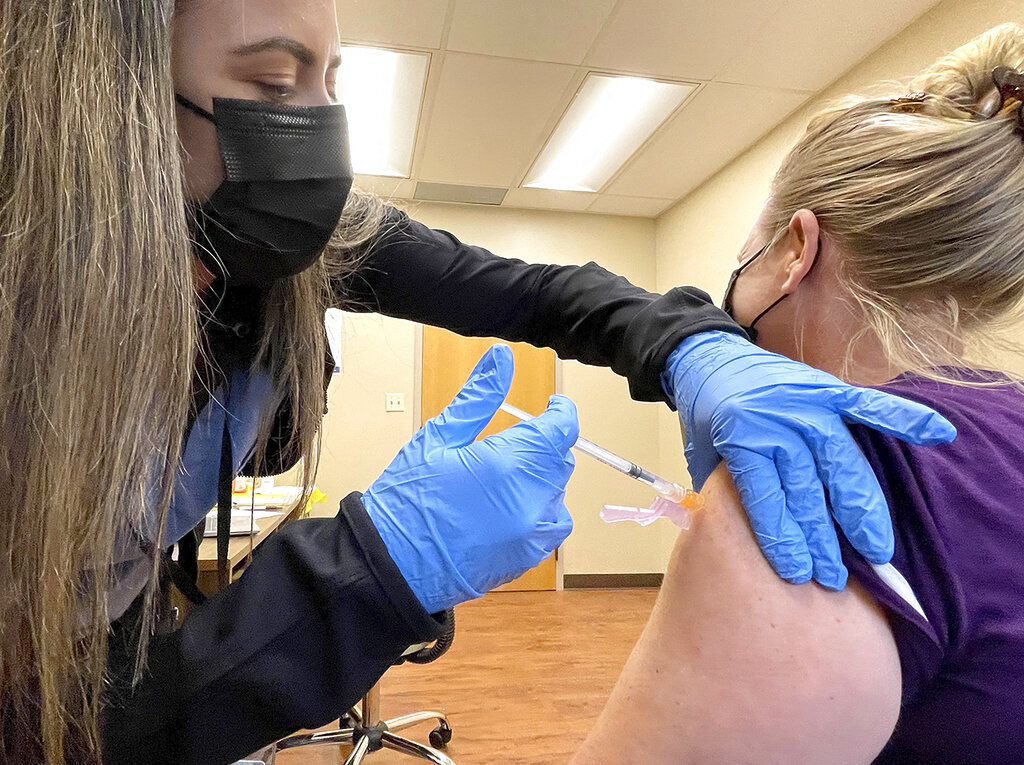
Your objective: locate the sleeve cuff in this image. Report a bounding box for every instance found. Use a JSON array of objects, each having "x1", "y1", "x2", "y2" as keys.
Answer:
[{"x1": 338, "y1": 491, "x2": 448, "y2": 637}]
